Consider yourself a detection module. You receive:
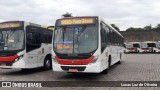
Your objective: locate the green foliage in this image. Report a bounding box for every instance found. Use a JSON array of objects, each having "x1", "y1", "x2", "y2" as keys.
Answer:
[
  {"x1": 126, "y1": 24, "x2": 160, "y2": 31},
  {"x1": 62, "y1": 12, "x2": 72, "y2": 17},
  {"x1": 111, "y1": 24, "x2": 120, "y2": 31}
]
